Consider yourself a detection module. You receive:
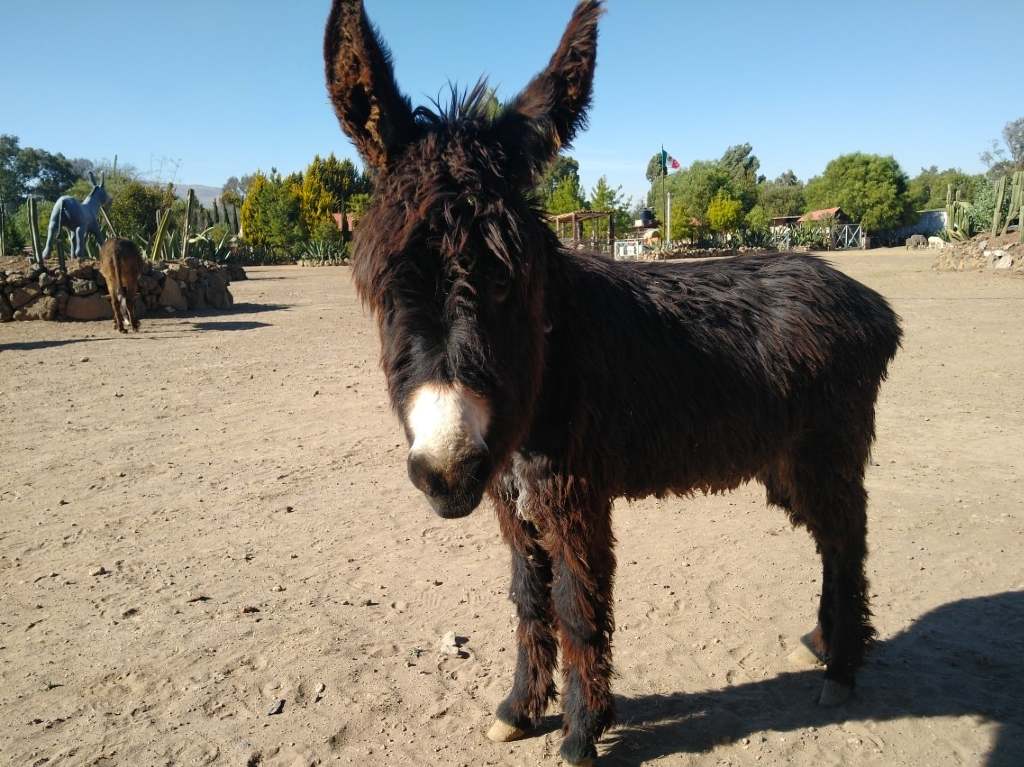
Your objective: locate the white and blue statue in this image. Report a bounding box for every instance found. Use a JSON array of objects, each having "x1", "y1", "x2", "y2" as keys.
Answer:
[{"x1": 39, "y1": 171, "x2": 110, "y2": 271}]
